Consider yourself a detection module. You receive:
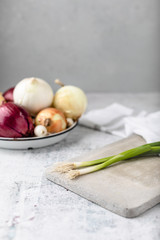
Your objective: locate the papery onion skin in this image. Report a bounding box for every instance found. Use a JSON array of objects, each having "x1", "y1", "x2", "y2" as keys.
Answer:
[
  {"x1": 3, "y1": 87, "x2": 14, "y2": 102},
  {"x1": 0, "y1": 102, "x2": 34, "y2": 138}
]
